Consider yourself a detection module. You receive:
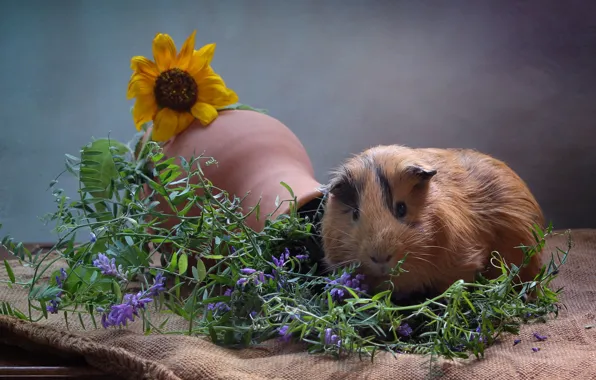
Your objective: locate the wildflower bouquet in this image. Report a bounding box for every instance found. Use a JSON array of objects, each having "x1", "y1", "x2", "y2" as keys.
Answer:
[{"x1": 0, "y1": 31, "x2": 573, "y2": 368}]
